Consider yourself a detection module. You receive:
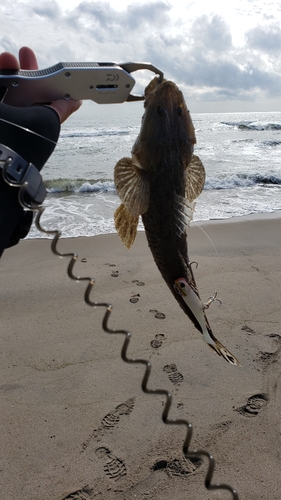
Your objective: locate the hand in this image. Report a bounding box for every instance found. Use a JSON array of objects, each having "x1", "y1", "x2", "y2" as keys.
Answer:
[{"x1": 0, "y1": 46, "x2": 82, "y2": 123}]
